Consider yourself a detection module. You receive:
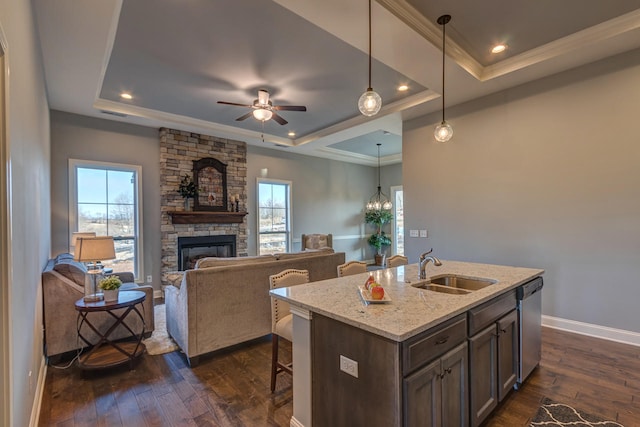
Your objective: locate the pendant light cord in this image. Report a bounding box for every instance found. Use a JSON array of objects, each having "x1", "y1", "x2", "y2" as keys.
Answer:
[
  {"x1": 377, "y1": 143, "x2": 381, "y2": 192},
  {"x1": 367, "y1": 0, "x2": 372, "y2": 91},
  {"x1": 441, "y1": 18, "x2": 446, "y2": 122}
]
